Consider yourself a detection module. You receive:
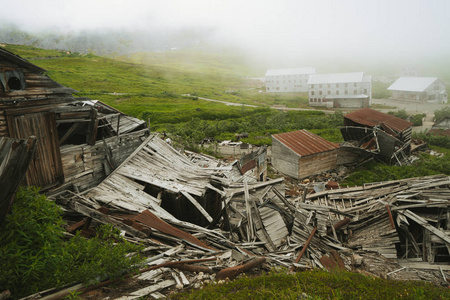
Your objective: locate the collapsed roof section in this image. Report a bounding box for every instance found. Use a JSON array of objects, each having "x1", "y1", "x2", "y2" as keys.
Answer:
[
  {"x1": 71, "y1": 134, "x2": 238, "y2": 227},
  {"x1": 341, "y1": 109, "x2": 414, "y2": 165}
]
